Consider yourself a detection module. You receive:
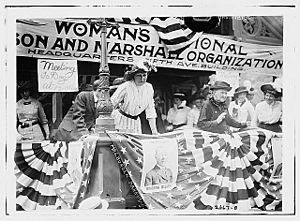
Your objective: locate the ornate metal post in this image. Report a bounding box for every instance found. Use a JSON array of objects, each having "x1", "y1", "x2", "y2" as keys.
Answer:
[
  {"x1": 84, "y1": 18, "x2": 125, "y2": 209},
  {"x1": 87, "y1": 18, "x2": 117, "y2": 132}
]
